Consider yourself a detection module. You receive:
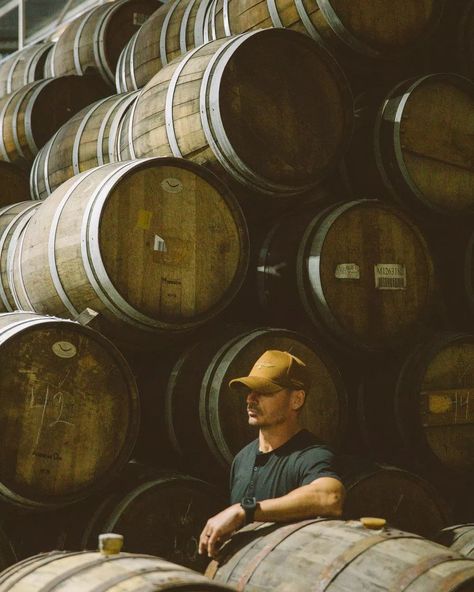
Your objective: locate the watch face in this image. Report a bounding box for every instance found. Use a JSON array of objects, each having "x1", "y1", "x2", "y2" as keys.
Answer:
[{"x1": 242, "y1": 496, "x2": 256, "y2": 509}]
